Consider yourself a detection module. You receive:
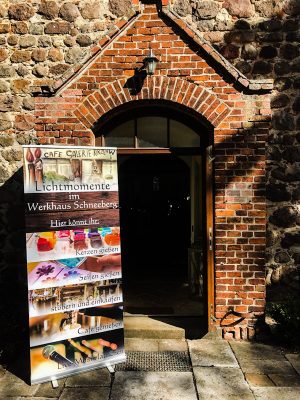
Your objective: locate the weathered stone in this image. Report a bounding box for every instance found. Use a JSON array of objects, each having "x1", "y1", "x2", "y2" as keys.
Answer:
[
  {"x1": 224, "y1": 0, "x2": 254, "y2": 18},
  {"x1": 65, "y1": 47, "x2": 83, "y2": 63},
  {"x1": 0, "y1": 135, "x2": 14, "y2": 147},
  {"x1": 259, "y1": 19, "x2": 282, "y2": 32},
  {"x1": 14, "y1": 114, "x2": 35, "y2": 131},
  {"x1": 253, "y1": 61, "x2": 272, "y2": 75},
  {"x1": 266, "y1": 229, "x2": 281, "y2": 247},
  {"x1": 45, "y1": 22, "x2": 70, "y2": 35},
  {"x1": 282, "y1": 232, "x2": 300, "y2": 248},
  {"x1": 0, "y1": 49, "x2": 8, "y2": 62},
  {"x1": 38, "y1": 35, "x2": 52, "y2": 47},
  {"x1": 12, "y1": 21, "x2": 28, "y2": 34},
  {"x1": 2, "y1": 148, "x2": 23, "y2": 162},
  {"x1": 203, "y1": 31, "x2": 224, "y2": 43},
  {"x1": 0, "y1": 23, "x2": 10, "y2": 34},
  {"x1": 10, "y1": 79, "x2": 31, "y2": 94},
  {"x1": 255, "y1": 1, "x2": 276, "y2": 18},
  {"x1": 76, "y1": 34, "x2": 92, "y2": 47},
  {"x1": 274, "y1": 61, "x2": 291, "y2": 75},
  {"x1": 282, "y1": 146, "x2": 300, "y2": 162},
  {"x1": 0, "y1": 66, "x2": 15, "y2": 78},
  {"x1": 173, "y1": 0, "x2": 192, "y2": 17},
  {"x1": 292, "y1": 97, "x2": 300, "y2": 112},
  {"x1": 197, "y1": 19, "x2": 215, "y2": 31},
  {"x1": 253, "y1": 387, "x2": 300, "y2": 399},
  {"x1": 80, "y1": 2, "x2": 104, "y2": 19},
  {"x1": 225, "y1": 31, "x2": 255, "y2": 44},
  {"x1": 271, "y1": 94, "x2": 290, "y2": 108},
  {"x1": 93, "y1": 21, "x2": 107, "y2": 31},
  {"x1": 33, "y1": 64, "x2": 48, "y2": 77},
  {"x1": 260, "y1": 46, "x2": 277, "y2": 59},
  {"x1": 52, "y1": 37, "x2": 64, "y2": 47},
  {"x1": 257, "y1": 31, "x2": 283, "y2": 43},
  {"x1": 65, "y1": 368, "x2": 110, "y2": 387},
  {"x1": 48, "y1": 47, "x2": 63, "y2": 62},
  {"x1": 214, "y1": 19, "x2": 234, "y2": 31},
  {"x1": 245, "y1": 373, "x2": 274, "y2": 387},
  {"x1": 49, "y1": 63, "x2": 69, "y2": 75},
  {"x1": 0, "y1": 5, "x2": 6, "y2": 18},
  {"x1": 220, "y1": 44, "x2": 239, "y2": 59},
  {"x1": 291, "y1": 59, "x2": 300, "y2": 73},
  {"x1": 280, "y1": 44, "x2": 299, "y2": 60},
  {"x1": 22, "y1": 97, "x2": 34, "y2": 111},
  {"x1": 266, "y1": 183, "x2": 291, "y2": 202},
  {"x1": 193, "y1": 1, "x2": 219, "y2": 20},
  {"x1": 7, "y1": 35, "x2": 18, "y2": 46},
  {"x1": 10, "y1": 50, "x2": 31, "y2": 63},
  {"x1": 272, "y1": 113, "x2": 295, "y2": 130},
  {"x1": 0, "y1": 162, "x2": 12, "y2": 178},
  {"x1": 274, "y1": 77, "x2": 292, "y2": 92},
  {"x1": 39, "y1": 1, "x2": 59, "y2": 19},
  {"x1": 242, "y1": 43, "x2": 258, "y2": 59},
  {"x1": 236, "y1": 61, "x2": 251, "y2": 74},
  {"x1": 283, "y1": 0, "x2": 300, "y2": 16},
  {"x1": 234, "y1": 19, "x2": 250, "y2": 30},
  {"x1": 109, "y1": 0, "x2": 132, "y2": 17},
  {"x1": 0, "y1": 37, "x2": 6, "y2": 46},
  {"x1": 0, "y1": 80, "x2": 9, "y2": 93},
  {"x1": 63, "y1": 35, "x2": 75, "y2": 47},
  {"x1": 31, "y1": 48, "x2": 47, "y2": 62},
  {"x1": 29, "y1": 23, "x2": 44, "y2": 35},
  {"x1": 17, "y1": 65, "x2": 28, "y2": 76},
  {"x1": 59, "y1": 2, "x2": 80, "y2": 22},
  {"x1": 8, "y1": 3, "x2": 35, "y2": 21},
  {"x1": 188, "y1": 339, "x2": 238, "y2": 367},
  {"x1": 269, "y1": 206, "x2": 298, "y2": 228},
  {"x1": 286, "y1": 31, "x2": 300, "y2": 42},
  {"x1": 19, "y1": 35, "x2": 36, "y2": 48},
  {"x1": 0, "y1": 95, "x2": 21, "y2": 112}
]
